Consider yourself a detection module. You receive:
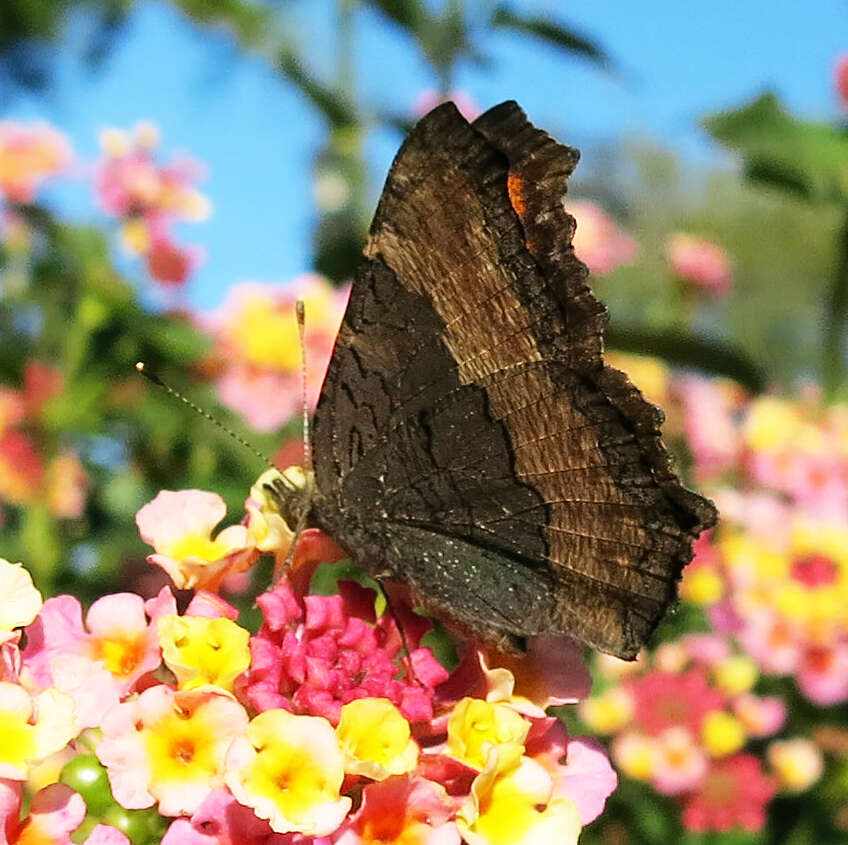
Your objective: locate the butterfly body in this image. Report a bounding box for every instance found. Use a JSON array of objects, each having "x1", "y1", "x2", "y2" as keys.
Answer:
[{"x1": 282, "y1": 101, "x2": 716, "y2": 659}]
